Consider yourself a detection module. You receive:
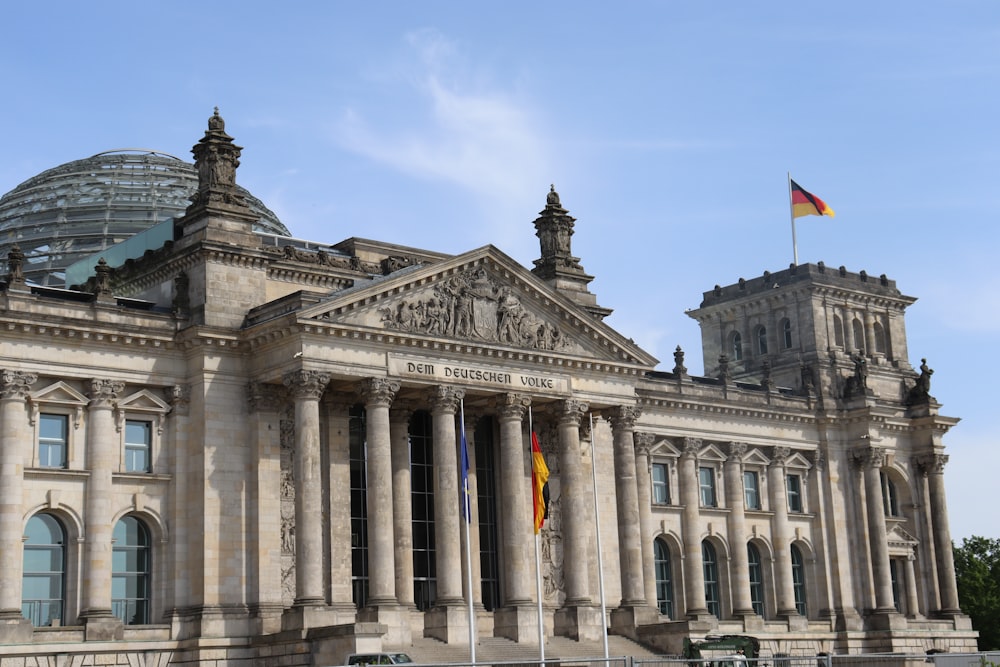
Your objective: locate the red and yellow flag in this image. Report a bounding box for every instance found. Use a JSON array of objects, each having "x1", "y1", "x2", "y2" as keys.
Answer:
[
  {"x1": 791, "y1": 180, "x2": 835, "y2": 219},
  {"x1": 531, "y1": 432, "x2": 549, "y2": 534}
]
